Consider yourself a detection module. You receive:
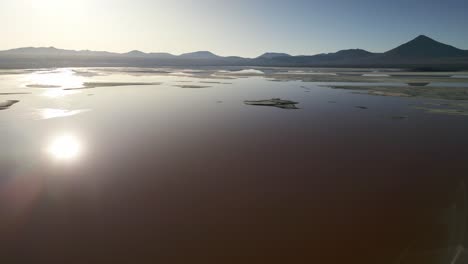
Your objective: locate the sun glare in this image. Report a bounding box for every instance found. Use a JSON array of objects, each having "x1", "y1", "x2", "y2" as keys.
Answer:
[
  {"x1": 38, "y1": 108, "x2": 90, "y2": 120},
  {"x1": 42, "y1": 89, "x2": 80, "y2": 98},
  {"x1": 26, "y1": 69, "x2": 84, "y2": 89},
  {"x1": 47, "y1": 134, "x2": 82, "y2": 161}
]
